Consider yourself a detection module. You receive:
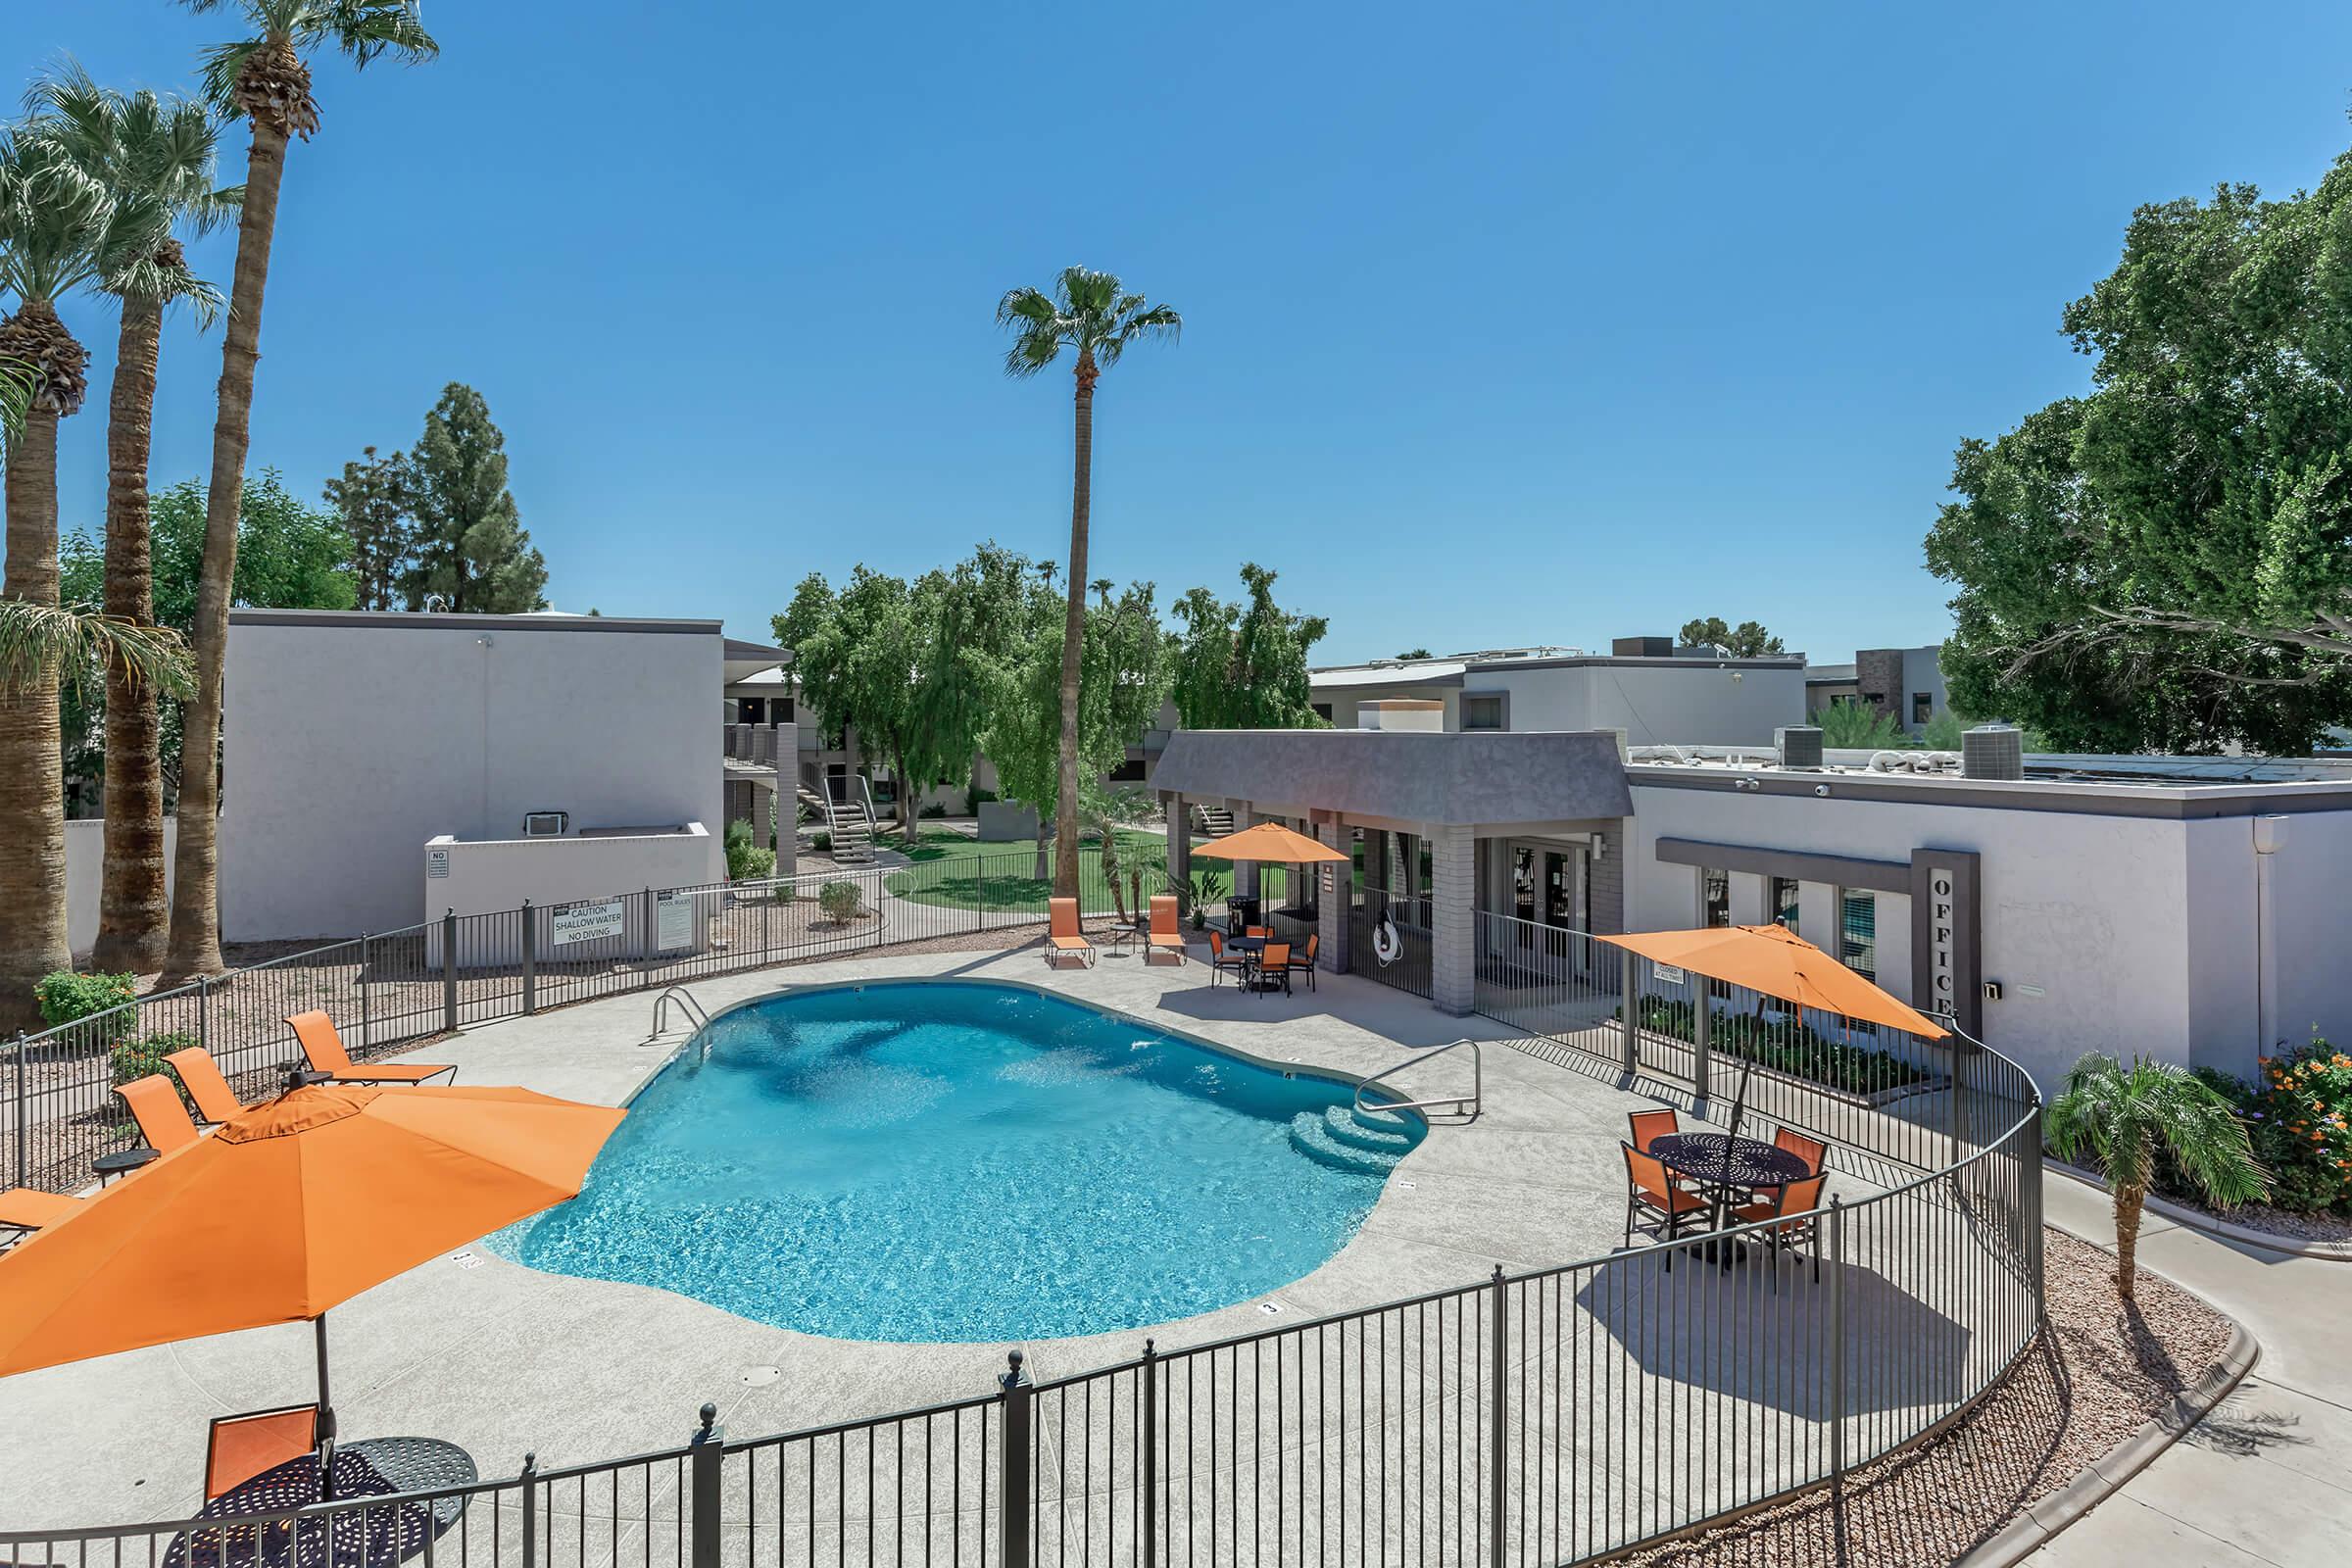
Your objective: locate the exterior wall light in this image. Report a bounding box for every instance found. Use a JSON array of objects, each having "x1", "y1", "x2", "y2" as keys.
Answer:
[{"x1": 1814, "y1": 784, "x2": 1830, "y2": 797}]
